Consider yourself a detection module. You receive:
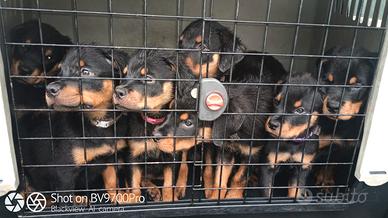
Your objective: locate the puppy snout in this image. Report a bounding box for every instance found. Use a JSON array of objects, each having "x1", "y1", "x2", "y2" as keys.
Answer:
[
  {"x1": 327, "y1": 99, "x2": 340, "y2": 113},
  {"x1": 115, "y1": 86, "x2": 128, "y2": 99},
  {"x1": 268, "y1": 119, "x2": 280, "y2": 131},
  {"x1": 46, "y1": 82, "x2": 62, "y2": 97}
]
